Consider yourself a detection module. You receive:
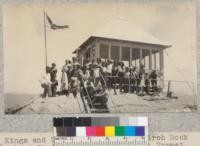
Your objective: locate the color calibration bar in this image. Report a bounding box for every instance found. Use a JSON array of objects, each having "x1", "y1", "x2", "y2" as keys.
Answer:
[
  {"x1": 53, "y1": 117, "x2": 148, "y2": 137},
  {"x1": 55, "y1": 125, "x2": 145, "y2": 137},
  {"x1": 53, "y1": 117, "x2": 148, "y2": 146}
]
